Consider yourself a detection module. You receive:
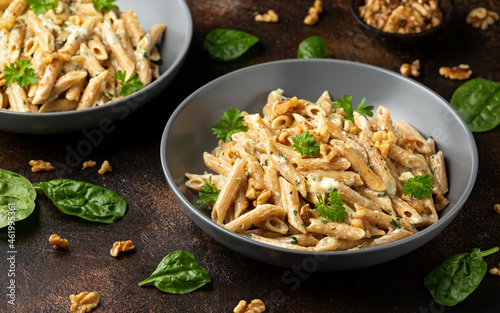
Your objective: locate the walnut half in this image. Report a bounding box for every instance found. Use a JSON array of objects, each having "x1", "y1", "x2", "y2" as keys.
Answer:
[
  {"x1": 70, "y1": 291, "x2": 99, "y2": 313},
  {"x1": 49, "y1": 234, "x2": 69, "y2": 249},
  {"x1": 29, "y1": 160, "x2": 54, "y2": 172},
  {"x1": 439, "y1": 64, "x2": 472, "y2": 80},
  {"x1": 255, "y1": 10, "x2": 279, "y2": 23},
  {"x1": 234, "y1": 299, "x2": 266, "y2": 313},
  {"x1": 466, "y1": 7, "x2": 499, "y2": 30},
  {"x1": 110, "y1": 240, "x2": 135, "y2": 257},
  {"x1": 400, "y1": 60, "x2": 421, "y2": 77}
]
